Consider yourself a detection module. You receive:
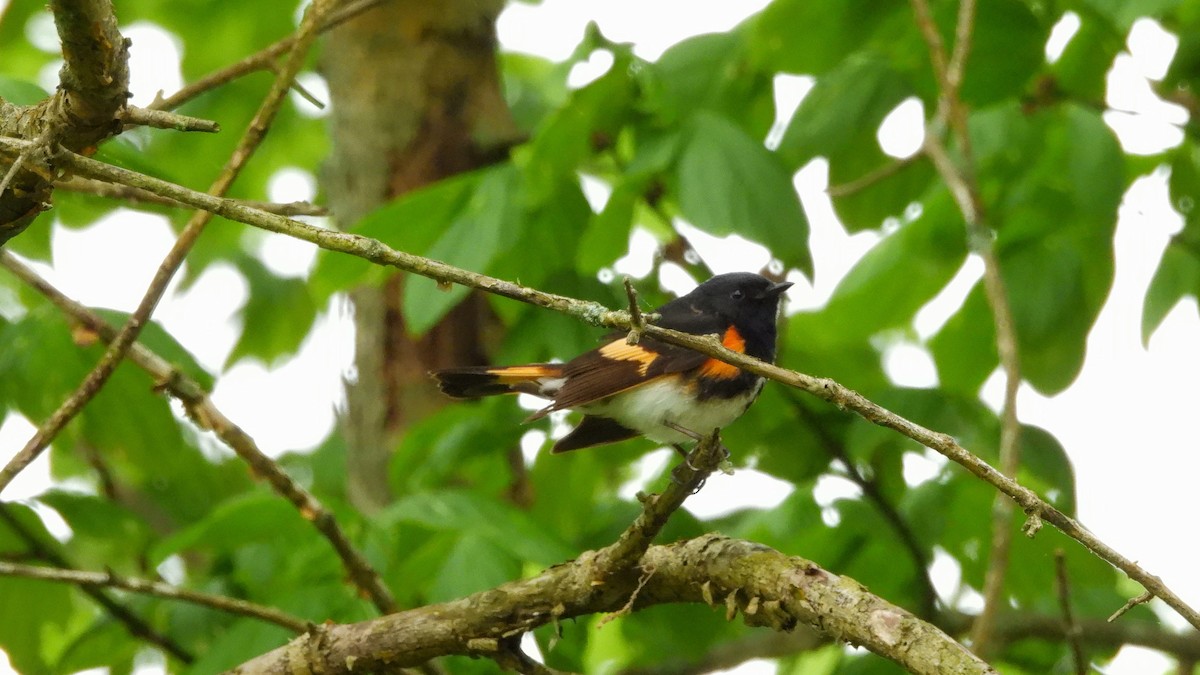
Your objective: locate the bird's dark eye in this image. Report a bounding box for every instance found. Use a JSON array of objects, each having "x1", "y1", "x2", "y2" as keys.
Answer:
[{"x1": 730, "y1": 289, "x2": 745, "y2": 301}]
